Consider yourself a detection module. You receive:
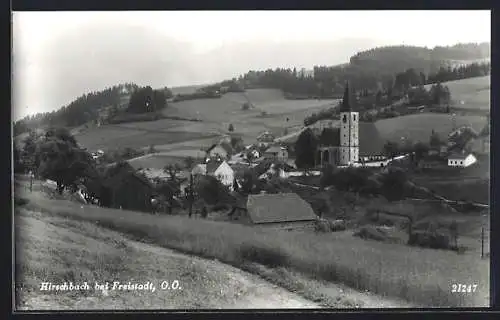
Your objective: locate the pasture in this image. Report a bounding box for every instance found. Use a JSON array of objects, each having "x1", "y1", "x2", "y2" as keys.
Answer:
[
  {"x1": 19, "y1": 190, "x2": 489, "y2": 307},
  {"x1": 424, "y1": 75, "x2": 490, "y2": 111},
  {"x1": 375, "y1": 113, "x2": 487, "y2": 143},
  {"x1": 75, "y1": 124, "x2": 215, "y2": 151},
  {"x1": 74, "y1": 88, "x2": 335, "y2": 152}
]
